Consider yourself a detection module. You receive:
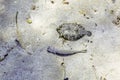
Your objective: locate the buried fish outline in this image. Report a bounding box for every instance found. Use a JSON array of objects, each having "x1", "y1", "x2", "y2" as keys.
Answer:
[{"x1": 47, "y1": 46, "x2": 87, "y2": 57}]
